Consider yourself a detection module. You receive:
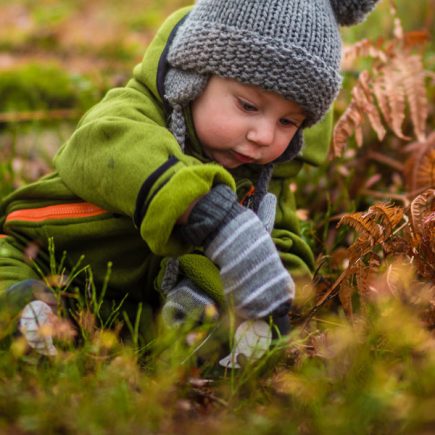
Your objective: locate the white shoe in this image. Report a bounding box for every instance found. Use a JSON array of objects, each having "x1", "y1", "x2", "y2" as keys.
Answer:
[
  {"x1": 219, "y1": 320, "x2": 272, "y2": 369},
  {"x1": 19, "y1": 300, "x2": 57, "y2": 356}
]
